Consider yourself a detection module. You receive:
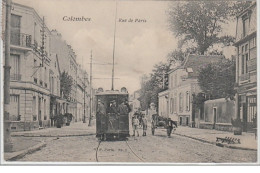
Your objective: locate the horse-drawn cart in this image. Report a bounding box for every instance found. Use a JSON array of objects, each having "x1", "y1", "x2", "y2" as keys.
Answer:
[{"x1": 151, "y1": 114, "x2": 177, "y2": 137}]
